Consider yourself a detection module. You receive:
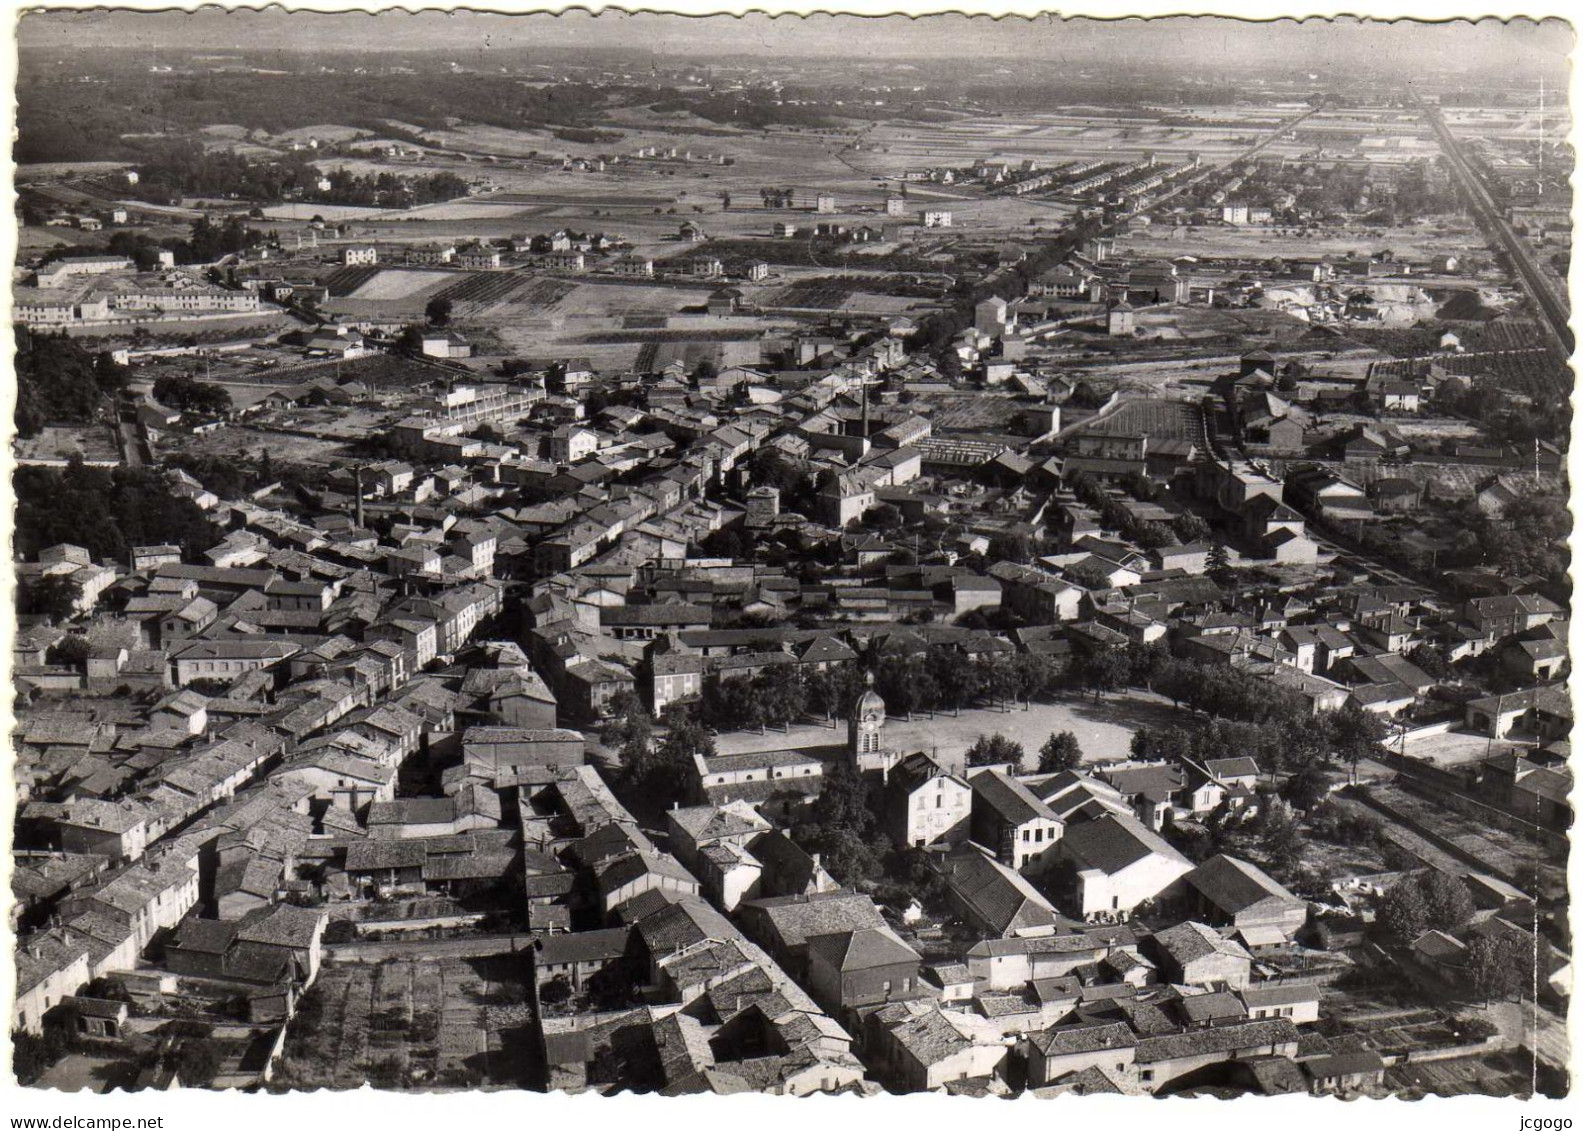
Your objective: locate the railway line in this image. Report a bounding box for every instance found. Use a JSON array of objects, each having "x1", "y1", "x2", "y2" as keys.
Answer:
[{"x1": 1413, "y1": 88, "x2": 1574, "y2": 366}]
